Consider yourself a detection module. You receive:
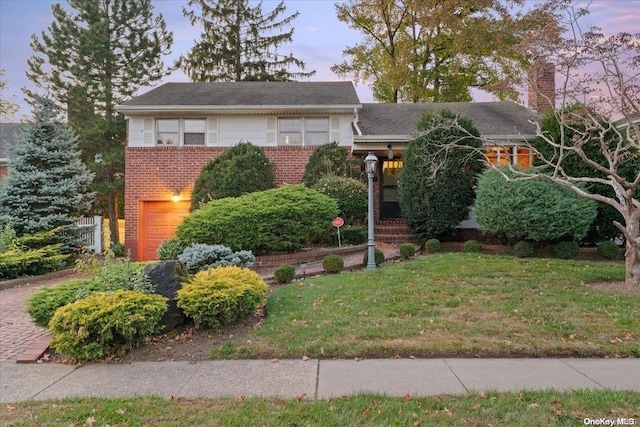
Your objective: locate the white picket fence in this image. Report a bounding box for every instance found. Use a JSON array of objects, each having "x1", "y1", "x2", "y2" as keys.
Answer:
[{"x1": 76, "y1": 215, "x2": 103, "y2": 253}]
